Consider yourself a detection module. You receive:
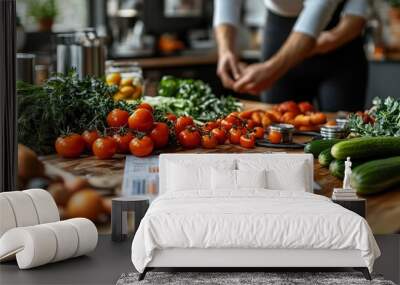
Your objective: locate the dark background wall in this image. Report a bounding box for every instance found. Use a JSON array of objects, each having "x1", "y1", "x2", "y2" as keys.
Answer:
[{"x1": 0, "y1": 0, "x2": 17, "y2": 192}]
